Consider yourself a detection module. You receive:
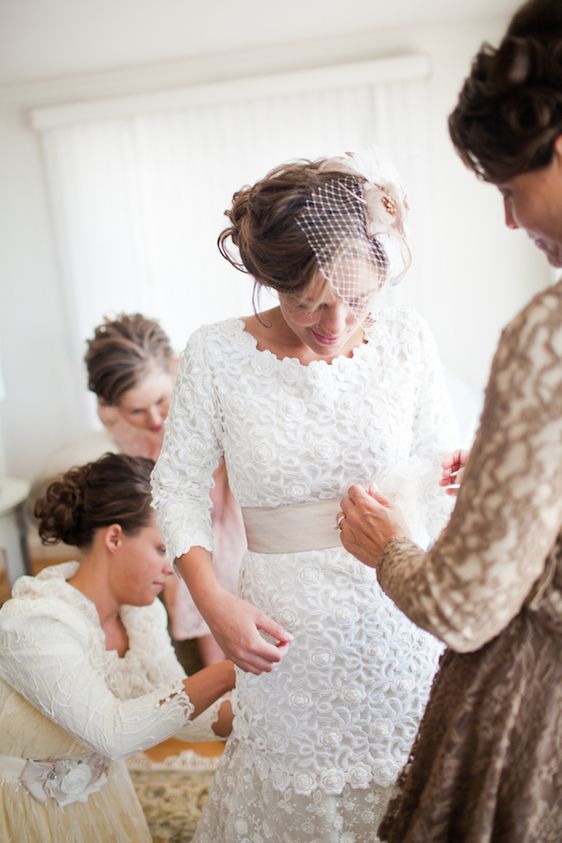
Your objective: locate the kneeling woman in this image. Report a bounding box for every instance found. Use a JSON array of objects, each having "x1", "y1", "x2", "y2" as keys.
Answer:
[{"x1": 0, "y1": 453, "x2": 234, "y2": 842}]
